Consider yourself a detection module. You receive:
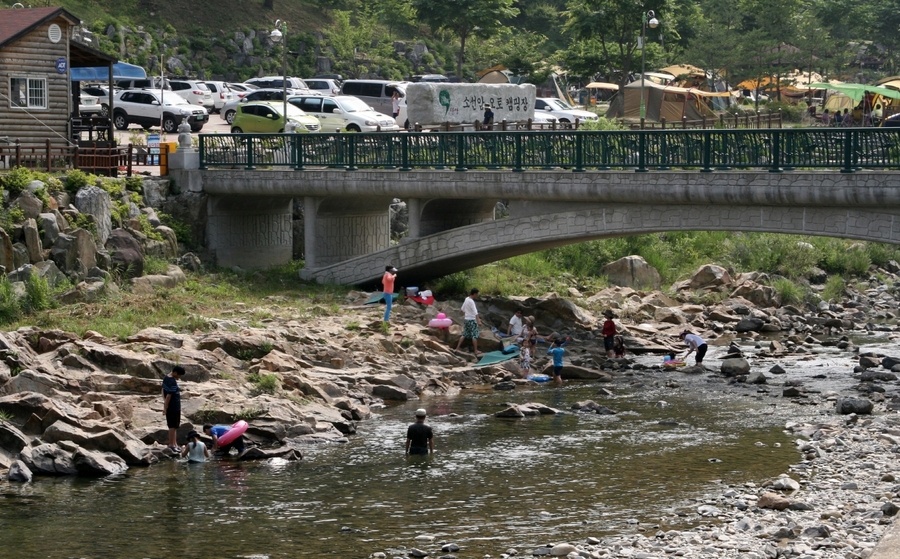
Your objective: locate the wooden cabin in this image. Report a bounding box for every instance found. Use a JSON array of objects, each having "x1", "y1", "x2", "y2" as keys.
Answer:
[{"x1": 0, "y1": 7, "x2": 82, "y2": 145}]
